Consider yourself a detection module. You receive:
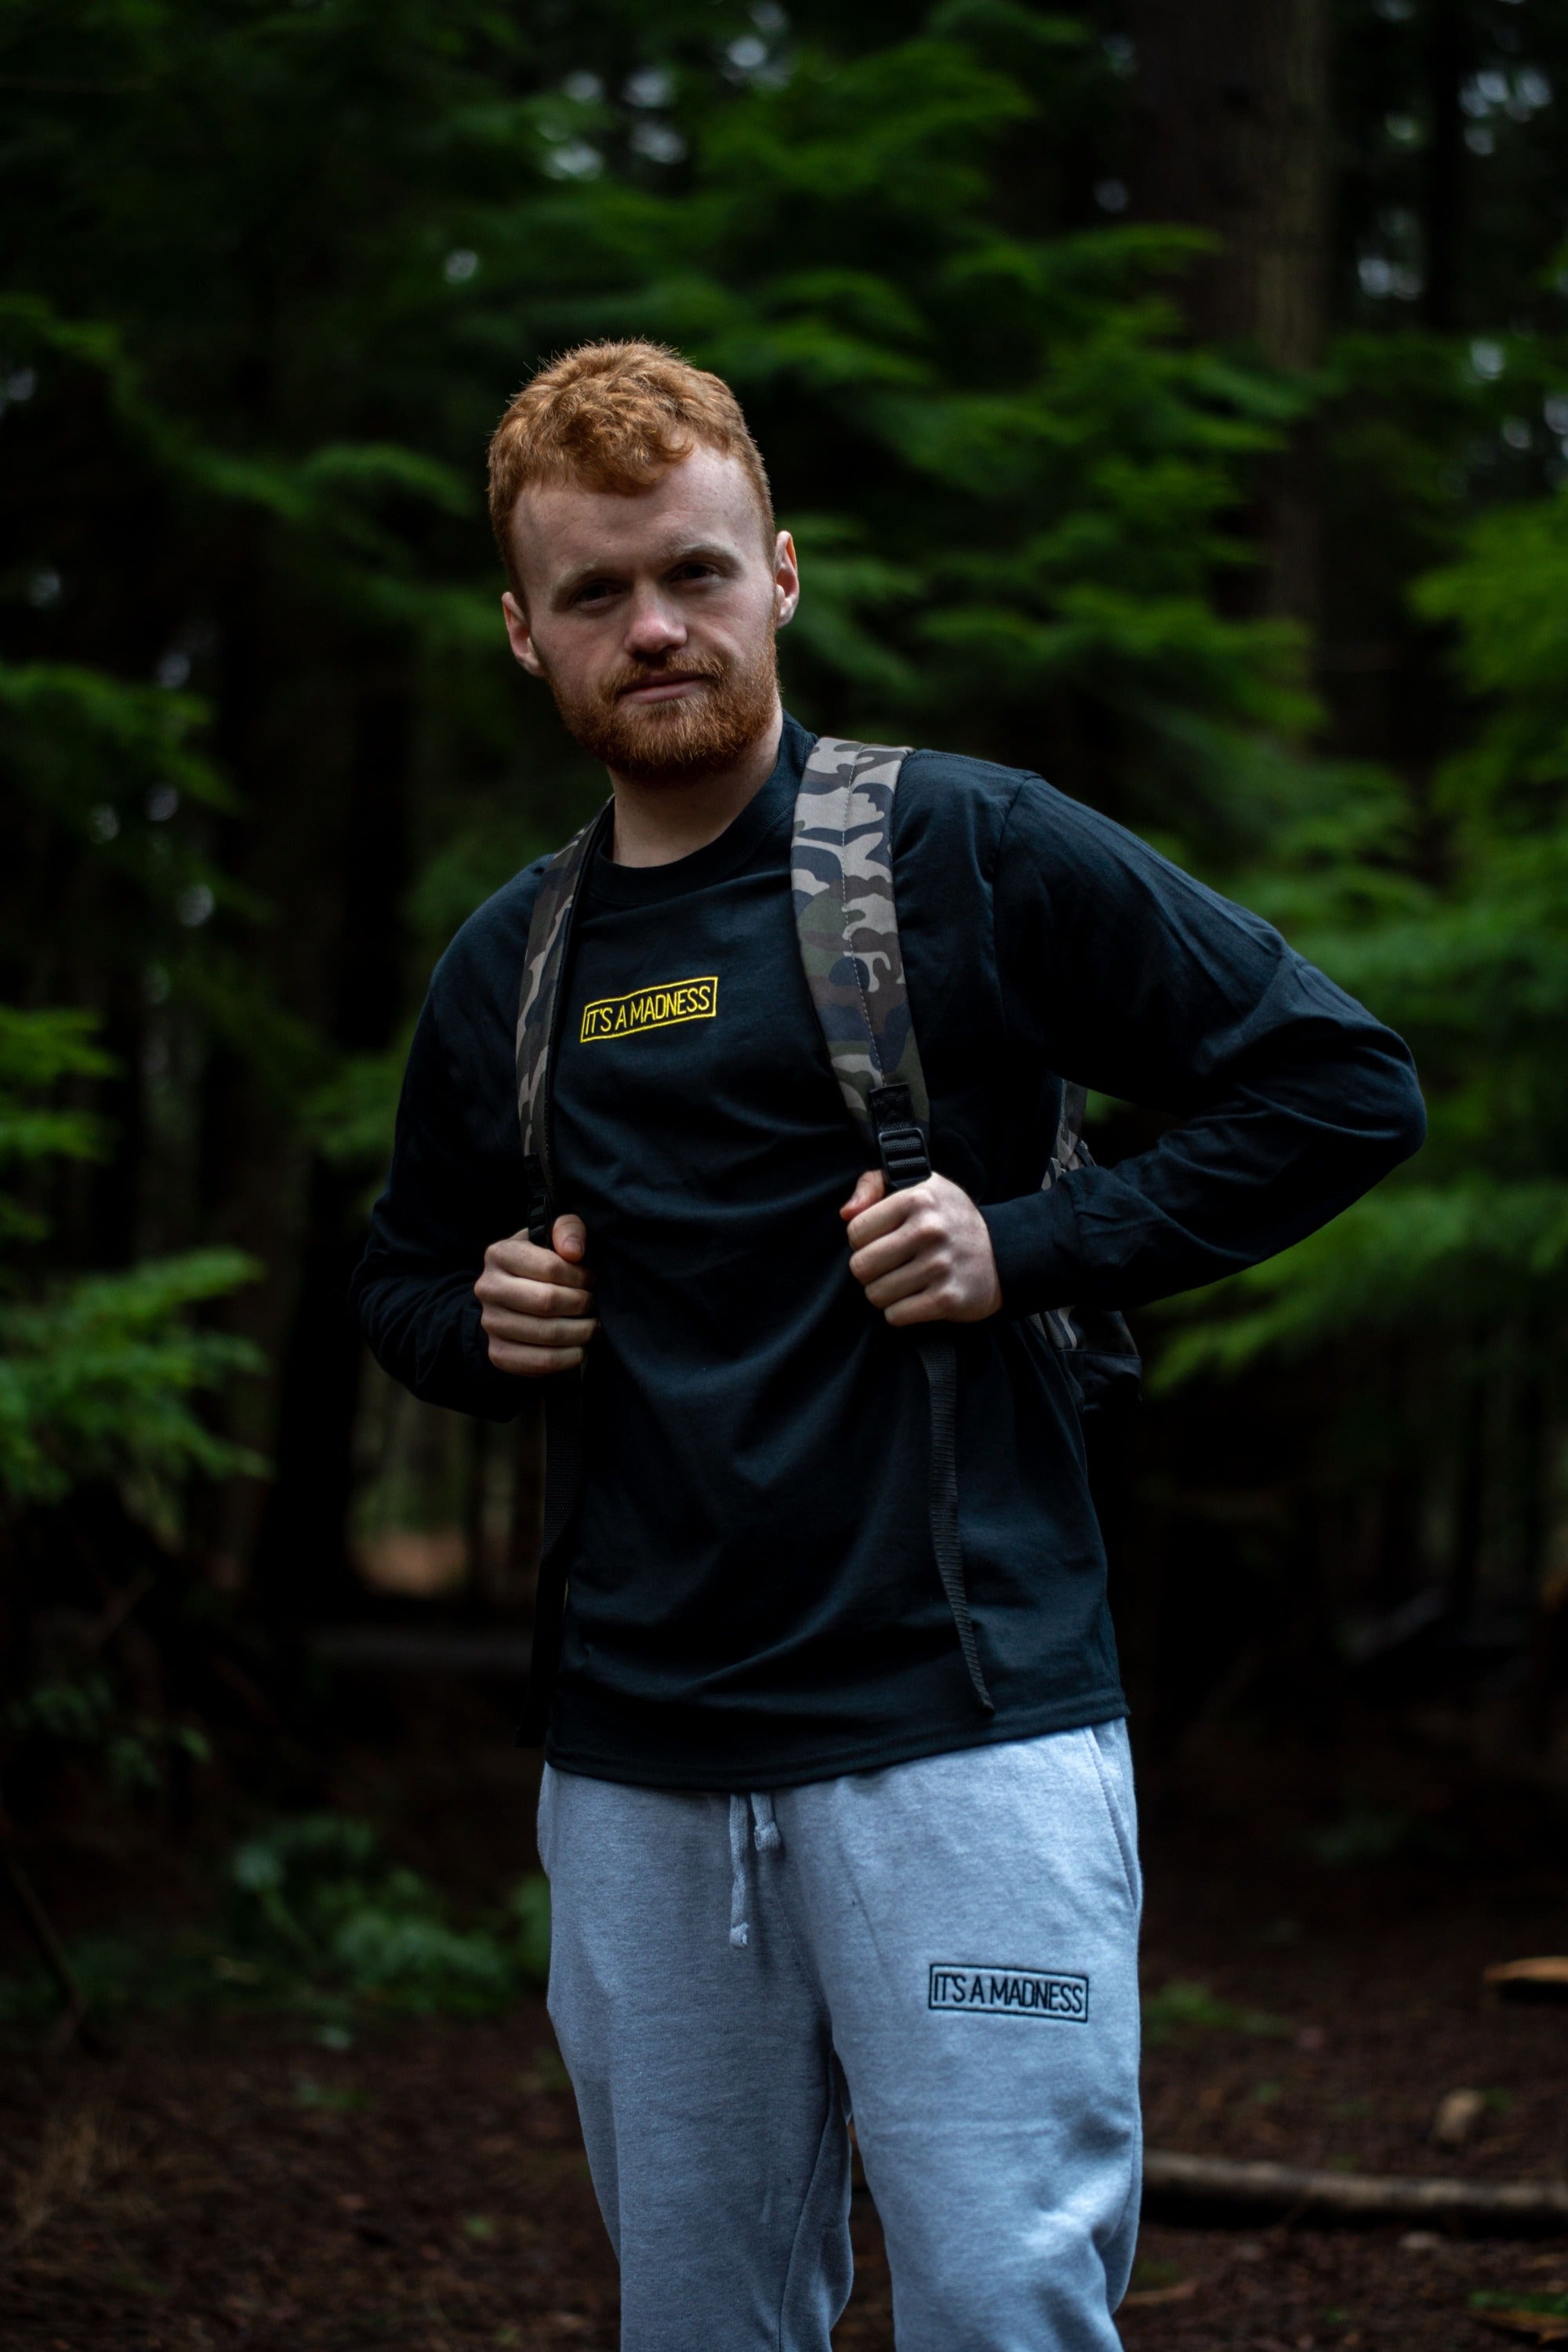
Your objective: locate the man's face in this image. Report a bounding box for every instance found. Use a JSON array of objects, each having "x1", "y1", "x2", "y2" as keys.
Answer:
[{"x1": 501, "y1": 445, "x2": 799, "y2": 782}]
